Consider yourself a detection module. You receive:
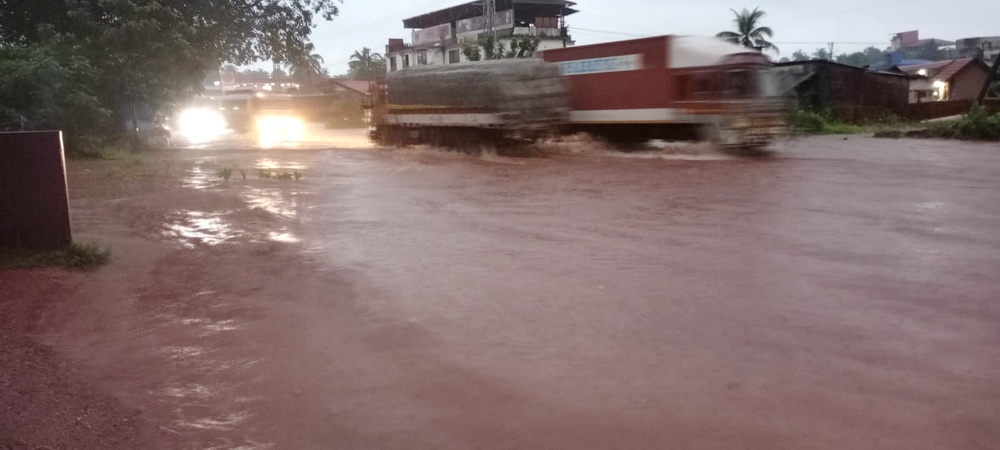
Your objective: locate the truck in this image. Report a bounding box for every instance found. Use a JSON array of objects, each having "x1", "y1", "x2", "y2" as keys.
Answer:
[
  {"x1": 368, "y1": 58, "x2": 569, "y2": 147},
  {"x1": 367, "y1": 35, "x2": 786, "y2": 148}
]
